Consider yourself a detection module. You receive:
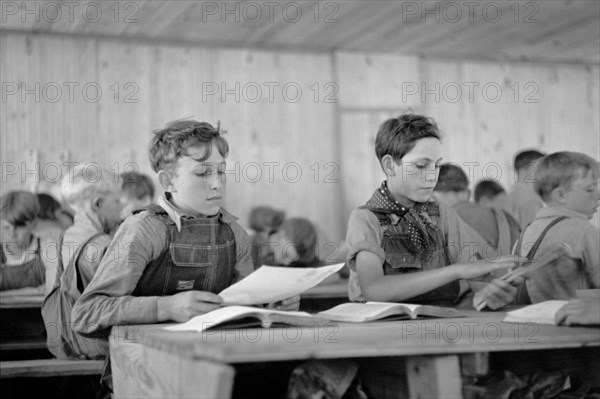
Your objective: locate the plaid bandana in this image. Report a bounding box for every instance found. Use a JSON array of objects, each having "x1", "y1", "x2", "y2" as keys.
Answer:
[{"x1": 365, "y1": 181, "x2": 438, "y2": 254}]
